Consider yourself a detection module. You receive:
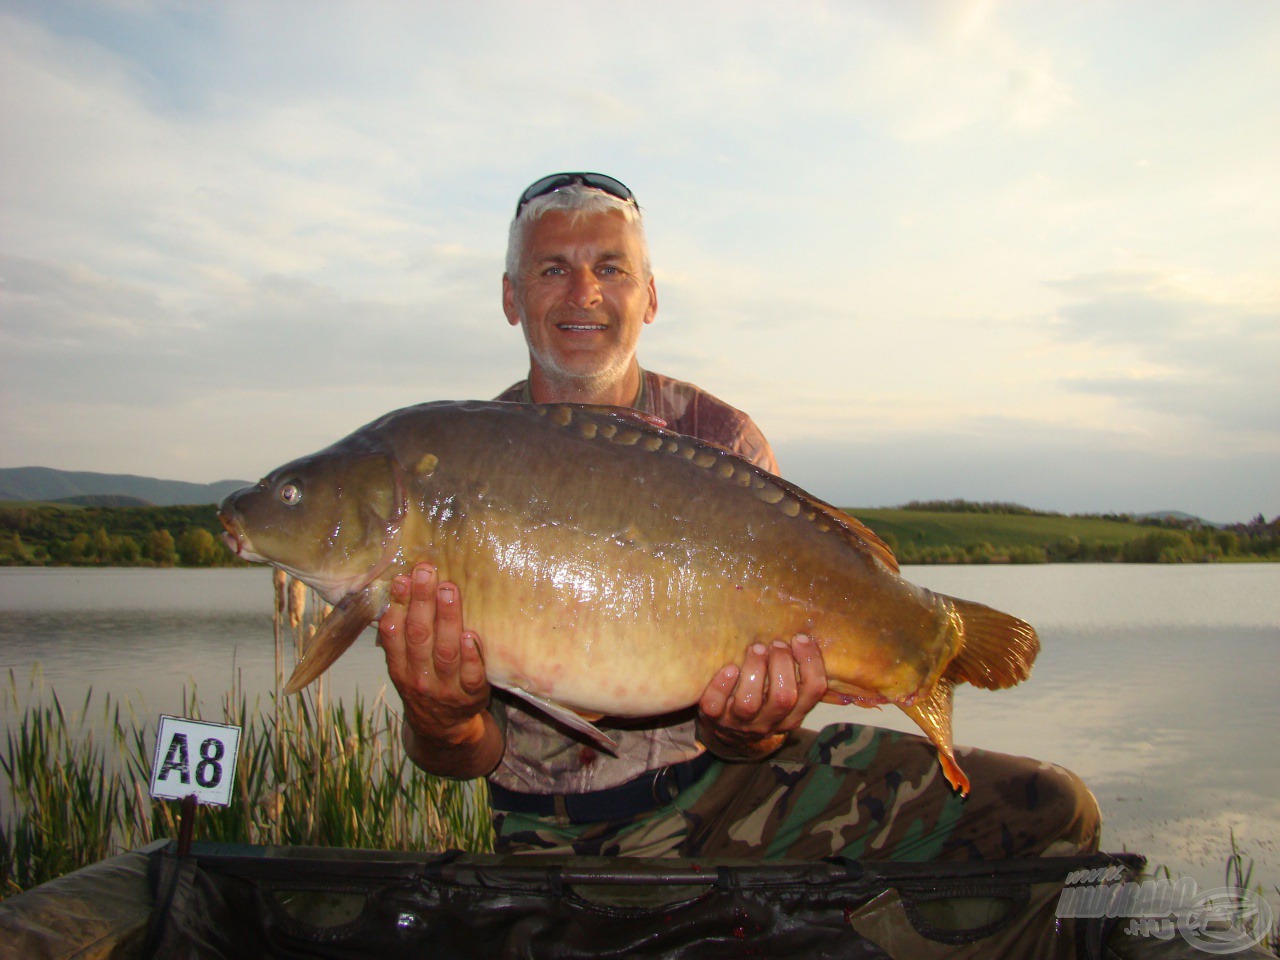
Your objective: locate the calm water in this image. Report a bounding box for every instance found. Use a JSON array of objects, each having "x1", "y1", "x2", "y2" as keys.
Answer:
[{"x1": 2, "y1": 565, "x2": 1277, "y2": 902}]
